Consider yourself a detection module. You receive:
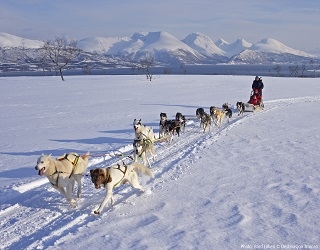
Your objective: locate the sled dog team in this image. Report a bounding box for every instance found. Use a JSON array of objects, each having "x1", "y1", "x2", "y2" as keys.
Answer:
[{"x1": 35, "y1": 102, "x2": 243, "y2": 214}]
